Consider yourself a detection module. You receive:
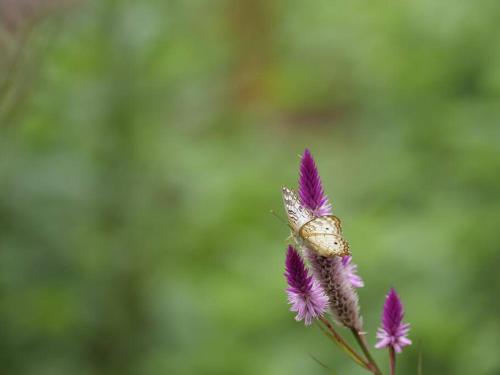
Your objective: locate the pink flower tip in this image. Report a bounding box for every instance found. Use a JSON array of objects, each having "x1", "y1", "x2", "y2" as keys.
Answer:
[
  {"x1": 284, "y1": 245, "x2": 328, "y2": 325},
  {"x1": 341, "y1": 256, "x2": 364, "y2": 288},
  {"x1": 299, "y1": 149, "x2": 332, "y2": 216},
  {"x1": 375, "y1": 288, "x2": 412, "y2": 353}
]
